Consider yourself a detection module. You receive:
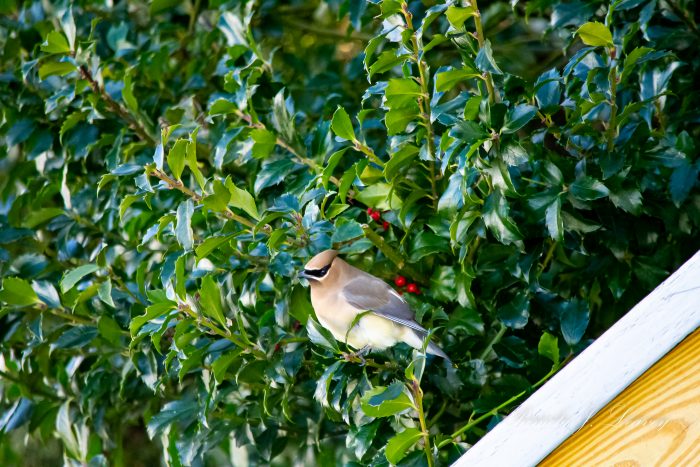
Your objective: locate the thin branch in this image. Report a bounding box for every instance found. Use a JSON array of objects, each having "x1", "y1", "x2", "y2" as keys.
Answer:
[
  {"x1": 428, "y1": 400, "x2": 448, "y2": 428},
  {"x1": 341, "y1": 353, "x2": 397, "y2": 371},
  {"x1": 361, "y1": 224, "x2": 425, "y2": 281},
  {"x1": 469, "y1": 0, "x2": 500, "y2": 104},
  {"x1": 70, "y1": 212, "x2": 137, "y2": 248},
  {"x1": 180, "y1": 304, "x2": 266, "y2": 359},
  {"x1": 81, "y1": 63, "x2": 341, "y2": 207},
  {"x1": 36, "y1": 301, "x2": 119, "y2": 330},
  {"x1": 402, "y1": 2, "x2": 438, "y2": 209},
  {"x1": 150, "y1": 164, "x2": 308, "y2": 246},
  {"x1": 279, "y1": 336, "x2": 309, "y2": 346},
  {"x1": 149, "y1": 168, "x2": 259, "y2": 230},
  {"x1": 109, "y1": 269, "x2": 142, "y2": 305},
  {"x1": 665, "y1": 0, "x2": 700, "y2": 39},
  {"x1": 466, "y1": 235, "x2": 481, "y2": 264},
  {"x1": 411, "y1": 378, "x2": 435, "y2": 467},
  {"x1": 150, "y1": 168, "x2": 202, "y2": 202},
  {"x1": 187, "y1": 0, "x2": 202, "y2": 36},
  {"x1": 478, "y1": 322, "x2": 506, "y2": 361},
  {"x1": 77, "y1": 66, "x2": 276, "y2": 304},
  {"x1": 232, "y1": 109, "x2": 344, "y2": 188},
  {"x1": 47, "y1": 308, "x2": 95, "y2": 325},
  {"x1": 36, "y1": 300, "x2": 130, "y2": 337},
  {"x1": 353, "y1": 140, "x2": 384, "y2": 167},
  {"x1": 606, "y1": 48, "x2": 619, "y2": 153},
  {"x1": 281, "y1": 16, "x2": 372, "y2": 42},
  {"x1": 438, "y1": 364, "x2": 560, "y2": 448},
  {"x1": 540, "y1": 240, "x2": 557, "y2": 272},
  {"x1": 417, "y1": 397, "x2": 434, "y2": 462},
  {"x1": 78, "y1": 66, "x2": 157, "y2": 146},
  {"x1": 0, "y1": 369, "x2": 63, "y2": 402}
]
